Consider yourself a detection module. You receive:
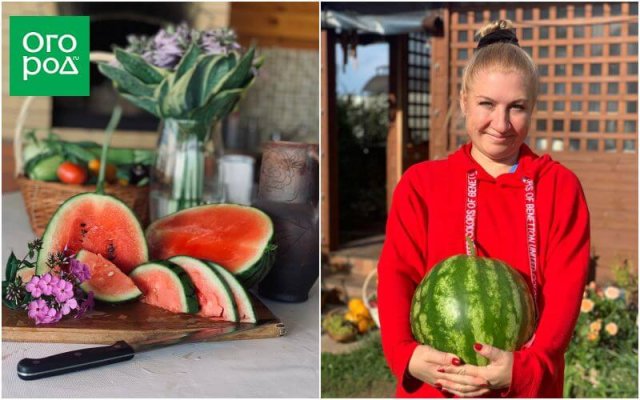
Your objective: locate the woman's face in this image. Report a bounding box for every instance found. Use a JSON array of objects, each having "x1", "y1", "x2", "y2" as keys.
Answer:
[{"x1": 460, "y1": 69, "x2": 532, "y2": 165}]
